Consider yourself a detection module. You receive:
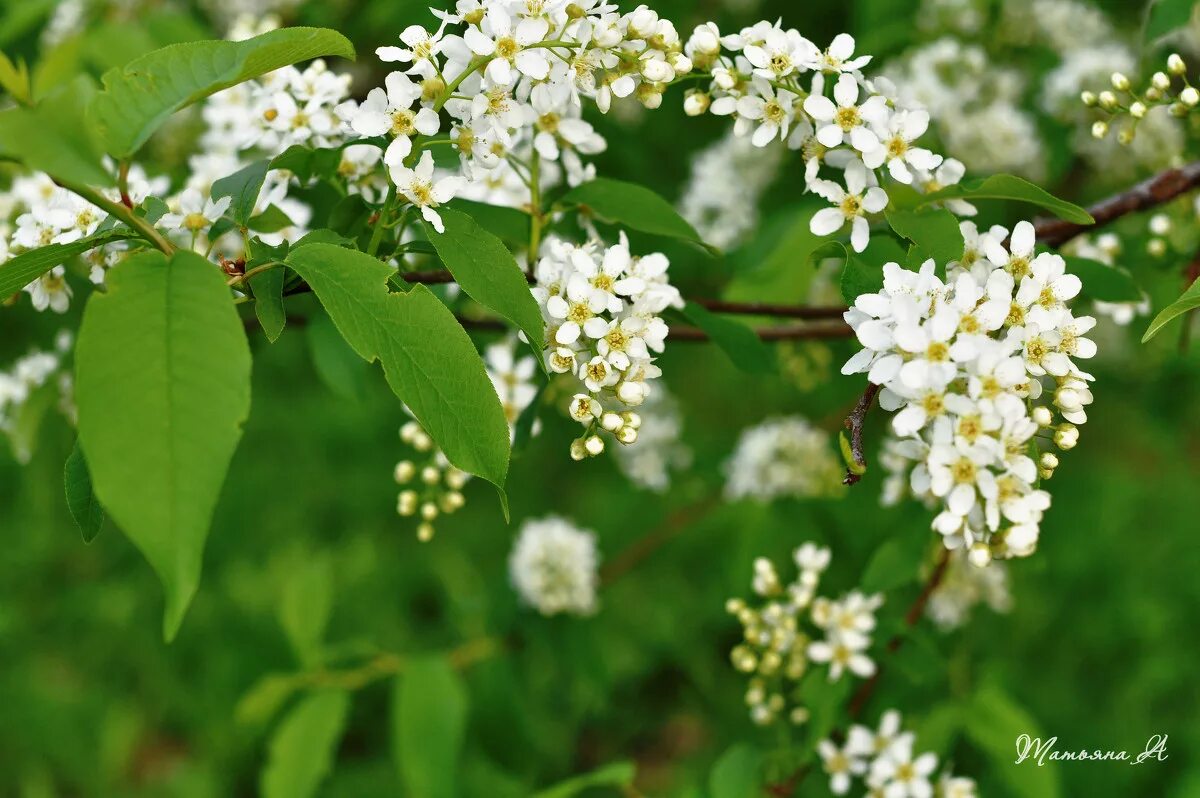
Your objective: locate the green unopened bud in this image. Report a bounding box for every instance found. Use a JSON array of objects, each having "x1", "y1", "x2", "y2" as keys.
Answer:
[
  {"x1": 1145, "y1": 87, "x2": 1163, "y2": 102},
  {"x1": 1081, "y1": 90, "x2": 1098, "y2": 107},
  {"x1": 1117, "y1": 127, "x2": 1135, "y2": 146},
  {"x1": 1097, "y1": 90, "x2": 1118, "y2": 110},
  {"x1": 1111, "y1": 72, "x2": 1131, "y2": 91}
]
